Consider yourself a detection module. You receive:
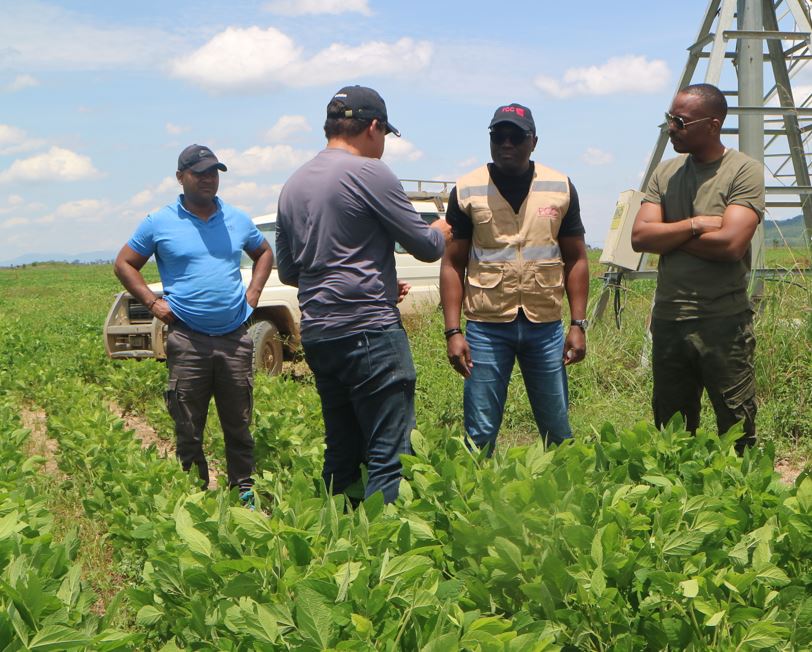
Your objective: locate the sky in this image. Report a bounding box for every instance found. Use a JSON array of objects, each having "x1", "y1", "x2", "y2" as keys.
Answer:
[{"x1": 0, "y1": 0, "x2": 808, "y2": 264}]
